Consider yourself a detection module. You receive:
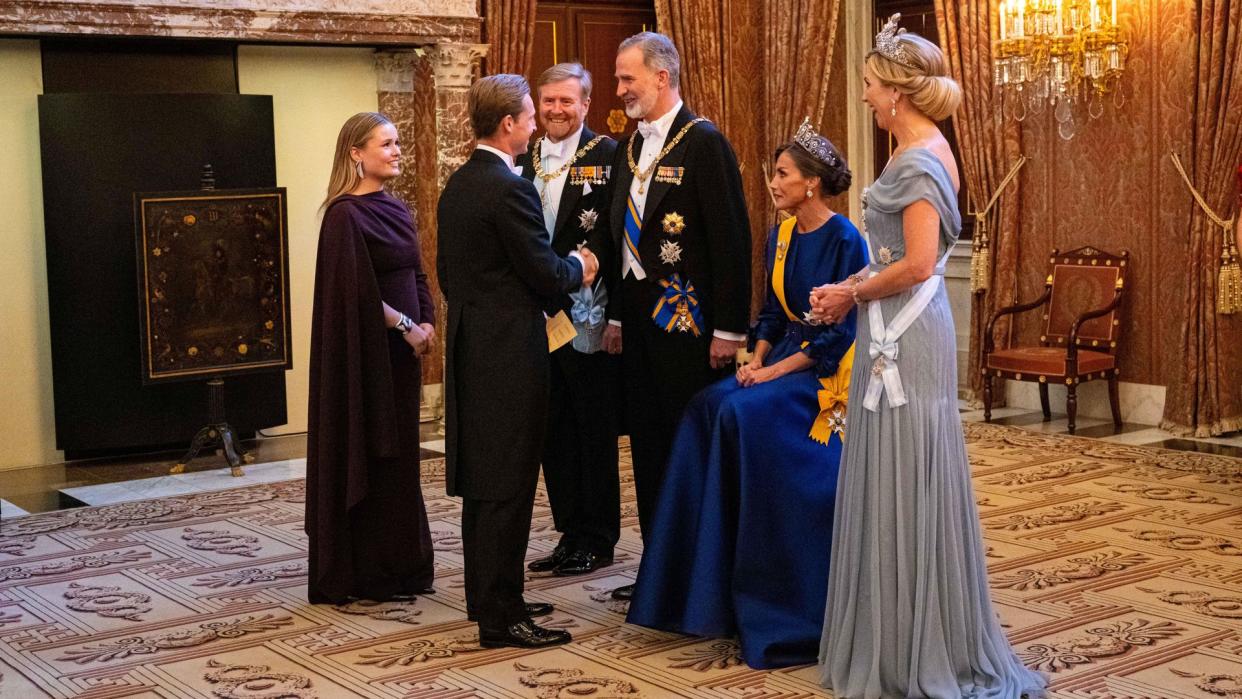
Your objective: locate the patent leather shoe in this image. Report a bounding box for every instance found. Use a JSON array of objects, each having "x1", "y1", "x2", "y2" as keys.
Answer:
[
  {"x1": 554, "y1": 551, "x2": 613, "y2": 576},
  {"x1": 527, "y1": 544, "x2": 571, "y2": 573},
  {"x1": 478, "y1": 619, "x2": 572, "y2": 649}
]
